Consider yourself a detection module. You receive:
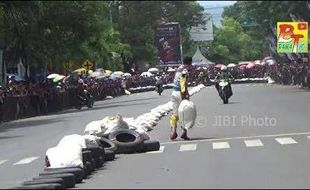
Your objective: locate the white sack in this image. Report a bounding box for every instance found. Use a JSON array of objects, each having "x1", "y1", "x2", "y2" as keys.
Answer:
[{"x1": 178, "y1": 100, "x2": 197, "y2": 130}]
